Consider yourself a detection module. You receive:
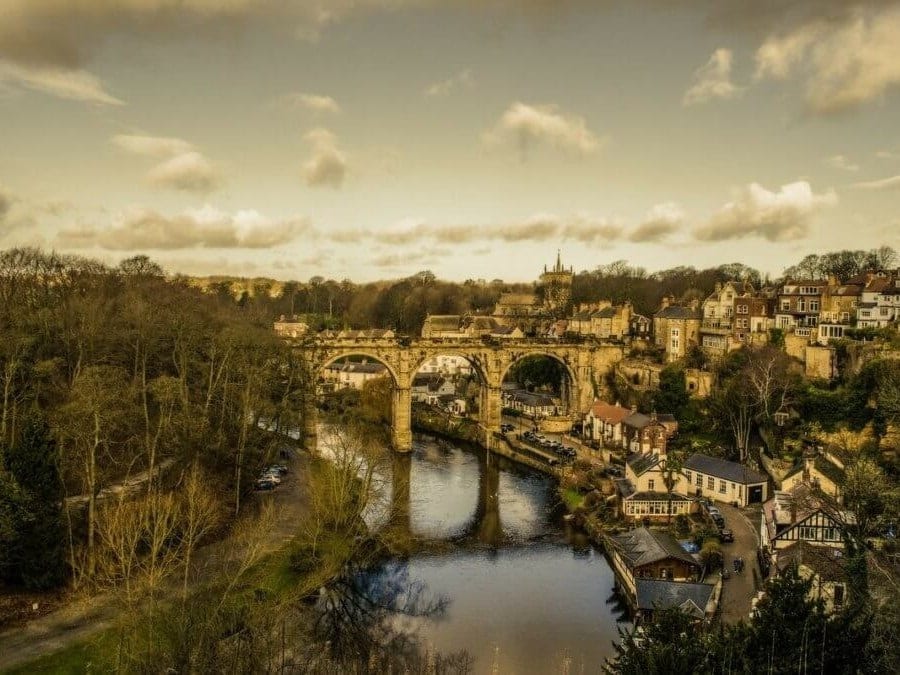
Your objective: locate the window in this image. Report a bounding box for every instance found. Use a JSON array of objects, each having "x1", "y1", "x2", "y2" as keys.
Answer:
[
  {"x1": 824, "y1": 527, "x2": 838, "y2": 541},
  {"x1": 833, "y1": 584, "x2": 844, "y2": 607},
  {"x1": 648, "y1": 479, "x2": 655, "y2": 490},
  {"x1": 707, "y1": 476, "x2": 714, "y2": 489},
  {"x1": 684, "y1": 470, "x2": 692, "y2": 482},
  {"x1": 881, "y1": 307, "x2": 890, "y2": 316},
  {"x1": 696, "y1": 473, "x2": 702, "y2": 488},
  {"x1": 810, "y1": 300, "x2": 819, "y2": 312},
  {"x1": 799, "y1": 526, "x2": 817, "y2": 540},
  {"x1": 719, "y1": 480, "x2": 727, "y2": 494},
  {"x1": 781, "y1": 301, "x2": 791, "y2": 311}
]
